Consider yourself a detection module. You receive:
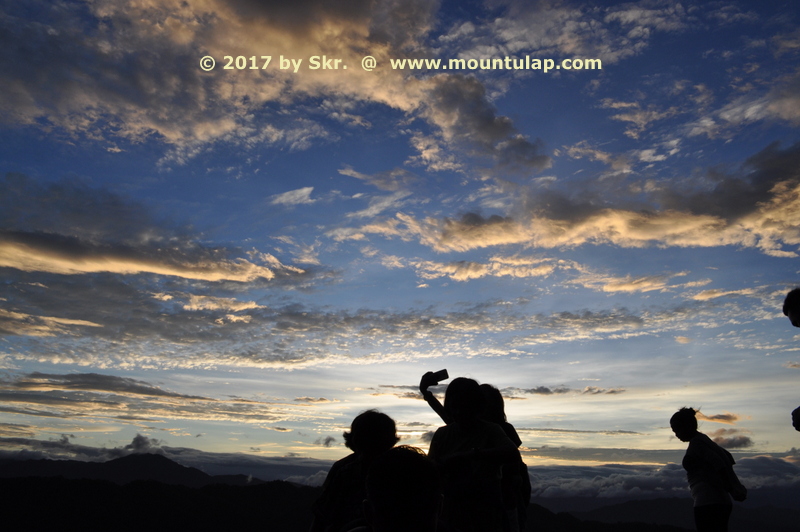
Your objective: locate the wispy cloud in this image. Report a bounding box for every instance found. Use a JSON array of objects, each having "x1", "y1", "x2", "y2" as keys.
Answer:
[
  {"x1": 0, "y1": 372, "x2": 314, "y2": 429},
  {"x1": 708, "y1": 428, "x2": 754, "y2": 449},
  {"x1": 600, "y1": 99, "x2": 678, "y2": 139},
  {"x1": 339, "y1": 166, "x2": 417, "y2": 192},
  {"x1": 409, "y1": 255, "x2": 559, "y2": 282},
  {"x1": 314, "y1": 436, "x2": 337, "y2": 447},
  {"x1": 346, "y1": 191, "x2": 412, "y2": 219},
  {"x1": 295, "y1": 397, "x2": 337, "y2": 404},
  {"x1": 519, "y1": 427, "x2": 638, "y2": 435},
  {"x1": 696, "y1": 411, "x2": 742, "y2": 425},
  {"x1": 335, "y1": 142, "x2": 800, "y2": 257},
  {"x1": 692, "y1": 288, "x2": 760, "y2": 301},
  {"x1": 440, "y1": 0, "x2": 693, "y2": 69},
  {"x1": 0, "y1": 175, "x2": 305, "y2": 283},
  {"x1": 270, "y1": 187, "x2": 316, "y2": 207},
  {"x1": 570, "y1": 271, "x2": 705, "y2": 294},
  {"x1": 10, "y1": 372, "x2": 207, "y2": 399},
  {"x1": 502, "y1": 386, "x2": 626, "y2": 397}
]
